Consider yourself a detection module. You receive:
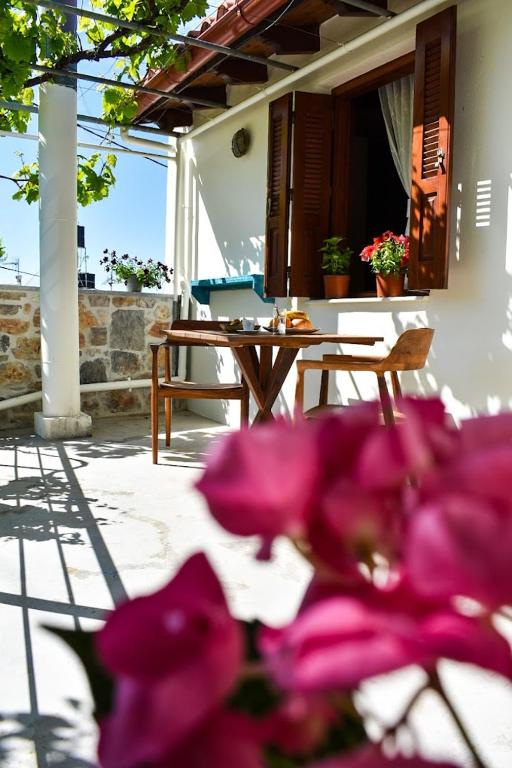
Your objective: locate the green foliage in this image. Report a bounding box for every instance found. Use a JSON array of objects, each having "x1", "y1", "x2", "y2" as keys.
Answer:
[
  {"x1": 77, "y1": 152, "x2": 117, "y2": 206},
  {"x1": 102, "y1": 87, "x2": 139, "y2": 127},
  {"x1": 44, "y1": 626, "x2": 113, "y2": 721},
  {"x1": 10, "y1": 152, "x2": 117, "y2": 206},
  {"x1": 1, "y1": 0, "x2": 209, "y2": 202},
  {"x1": 102, "y1": 249, "x2": 172, "y2": 288},
  {"x1": 1, "y1": 0, "x2": 209, "y2": 126},
  {"x1": 0, "y1": 237, "x2": 6, "y2": 261},
  {"x1": 320, "y1": 236, "x2": 353, "y2": 275}
]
